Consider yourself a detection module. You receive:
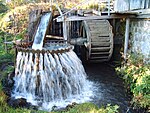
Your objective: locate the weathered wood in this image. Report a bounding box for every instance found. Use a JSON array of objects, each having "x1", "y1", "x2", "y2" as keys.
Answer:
[
  {"x1": 63, "y1": 18, "x2": 67, "y2": 41},
  {"x1": 91, "y1": 47, "x2": 111, "y2": 51},
  {"x1": 87, "y1": 19, "x2": 108, "y2": 23},
  {"x1": 124, "y1": 18, "x2": 130, "y2": 60},
  {"x1": 136, "y1": 14, "x2": 150, "y2": 19},
  {"x1": 57, "y1": 14, "x2": 136, "y2": 22},
  {"x1": 91, "y1": 52, "x2": 110, "y2": 55},
  {"x1": 86, "y1": 22, "x2": 108, "y2": 25},
  {"x1": 89, "y1": 59, "x2": 108, "y2": 62},
  {"x1": 90, "y1": 56, "x2": 109, "y2": 59},
  {"x1": 81, "y1": 19, "x2": 113, "y2": 62},
  {"x1": 91, "y1": 42, "x2": 110, "y2": 47},
  {"x1": 91, "y1": 37, "x2": 110, "y2": 42},
  {"x1": 46, "y1": 35, "x2": 63, "y2": 39},
  {"x1": 108, "y1": 0, "x2": 110, "y2": 16},
  {"x1": 91, "y1": 32, "x2": 110, "y2": 37},
  {"x1": 90, "y1": 26, "x2": 110, "y2": 32},
  {"x1": 89, "y1": 26, "x2": 110, "y2": 31},
  {"x1": 27, "y1": 10, "x2": 42, "y2": 41},
  {"x1": 116, "y1": 8, "x2": 150, "y2": 15},
  {"x1": 82, "y1": 21, "x2": 91, "y2": 56}
]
